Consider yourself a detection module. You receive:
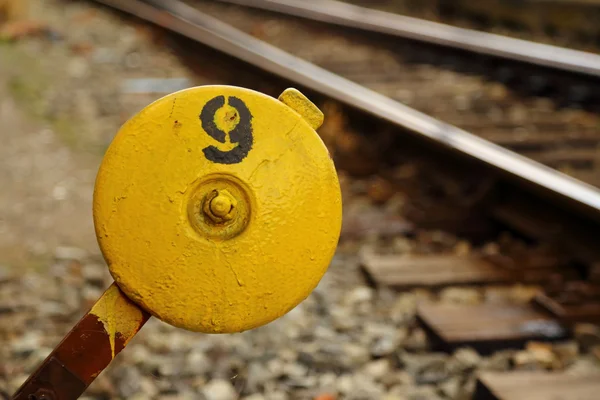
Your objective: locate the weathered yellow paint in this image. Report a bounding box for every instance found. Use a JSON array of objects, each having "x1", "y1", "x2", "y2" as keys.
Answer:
[
  {"x1": 278, "y1": 88, "x2": 324, "y2": 130},
  {"x1": 93, "y1": 85, "x2": 342, "y2": 333},
  {"x1": 90, "y1": 283, "x2": 146, "y2": 358}
]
